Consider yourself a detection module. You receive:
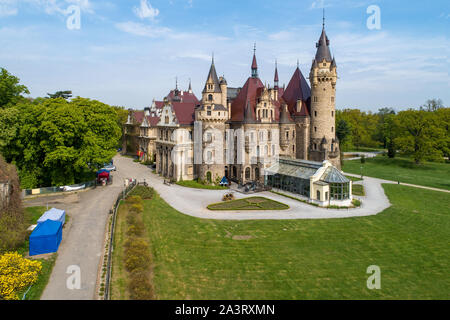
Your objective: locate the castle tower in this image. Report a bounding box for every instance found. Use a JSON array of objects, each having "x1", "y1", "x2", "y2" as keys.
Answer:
[
  {"x1": 309, "y1": 20, "x2": 340, "y2": 168},
  {"x1": 196, "y1": 54, "x2": 229, "y2": 184},
  {"x1": 202, "y1": 55, "x2": 223, "y2": 105}
]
